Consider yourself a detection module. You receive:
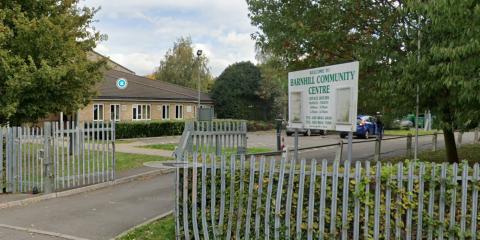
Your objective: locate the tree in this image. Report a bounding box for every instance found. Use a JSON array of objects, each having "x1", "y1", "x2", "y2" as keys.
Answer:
[
  {"x1": 257, "y1": 55, "x2": 288, "y2": 118},
  {"x1": 391, "y1": 0, "x2": 480, "y2": 163},
  {"x1": 247, "y1": 0, "x2": 480, "y2": 163},
  {"x1": 0, "y1": 0, "x2": 106, "y2": 125},
  {"x1": 153, "y1": 37, "x2": 213, "y2": 92},
  {"x1": 246, "y1": 0, "x2": 405, "y2": 118},
  {"x1": 211, "y1": 61, "x2": 273, "y2": 121}
]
